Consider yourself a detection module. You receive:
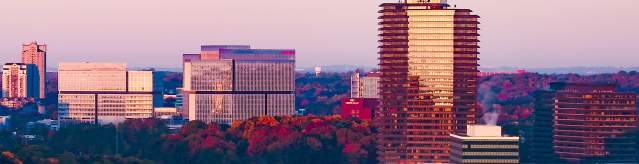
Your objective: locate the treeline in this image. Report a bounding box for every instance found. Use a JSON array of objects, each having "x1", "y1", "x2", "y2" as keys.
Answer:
[
  {"x1": 0, "y1": 116, "x2": 376, "y2": 164},
  {"x1": 295, "y1": 72, "x2": 352, "y2": 115}
]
